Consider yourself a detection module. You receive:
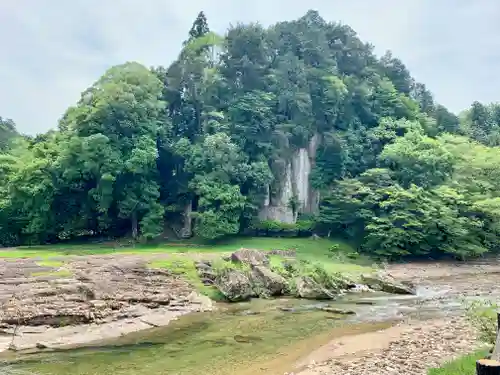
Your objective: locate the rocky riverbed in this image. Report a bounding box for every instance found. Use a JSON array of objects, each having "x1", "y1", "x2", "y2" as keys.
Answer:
[
  {"x1": 0, "y1": 248, "x2": 416, "y2": 353},
  {"x1": 0, "y1": 252, "x2": 498, "y2": 374},
  {"x1": 291, "y1": 260, "x2": 500, "y2": 375},
  {"x1": 294, "y1": 317, "x2": 481, "y2": 375},
  {"x1": 0, "y1": 254, "x2": 213, "y2": 351}
]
